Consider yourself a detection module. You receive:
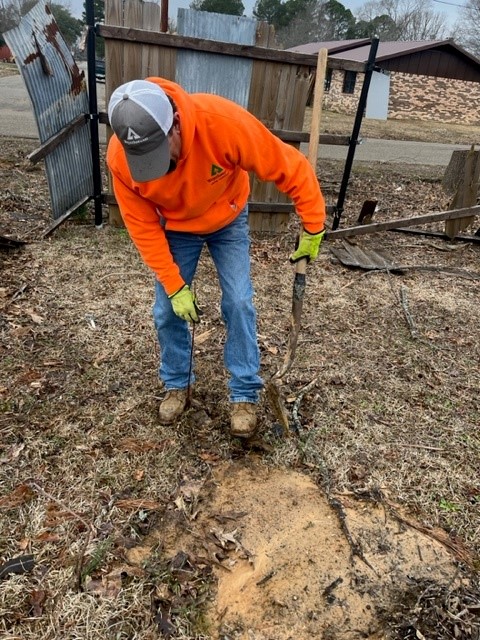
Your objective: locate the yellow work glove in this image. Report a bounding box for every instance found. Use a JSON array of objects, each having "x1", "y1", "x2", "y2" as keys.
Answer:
[
  {"x1": 289, "y1": 229, "x2": 325, "y2": 263},
  {"x1": 168, "y1": 285, "x2": 201, "y2": 323}
]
